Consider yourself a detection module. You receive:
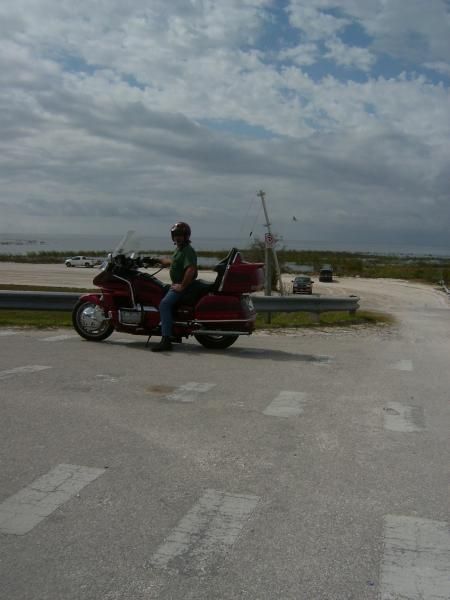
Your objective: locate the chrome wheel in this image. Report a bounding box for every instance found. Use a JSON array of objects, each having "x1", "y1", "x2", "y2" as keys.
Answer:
[{"x1": 72, "y1": 300, "x2": 114, "y2": 341}]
